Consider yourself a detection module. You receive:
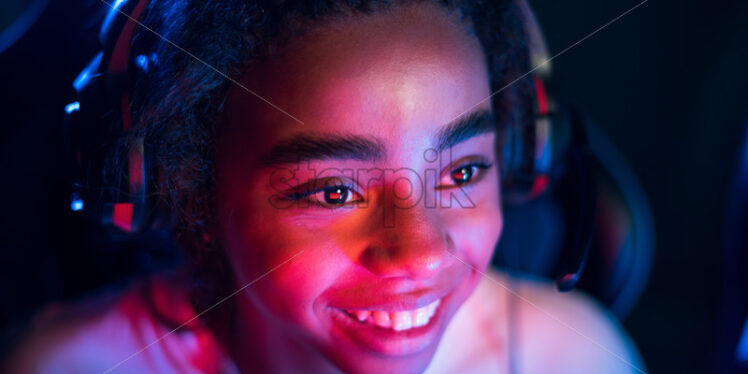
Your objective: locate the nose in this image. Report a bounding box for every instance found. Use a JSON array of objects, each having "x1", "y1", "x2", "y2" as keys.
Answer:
[{"x1": 359, "y1": 203, "x2": 455, "y2": 280}]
